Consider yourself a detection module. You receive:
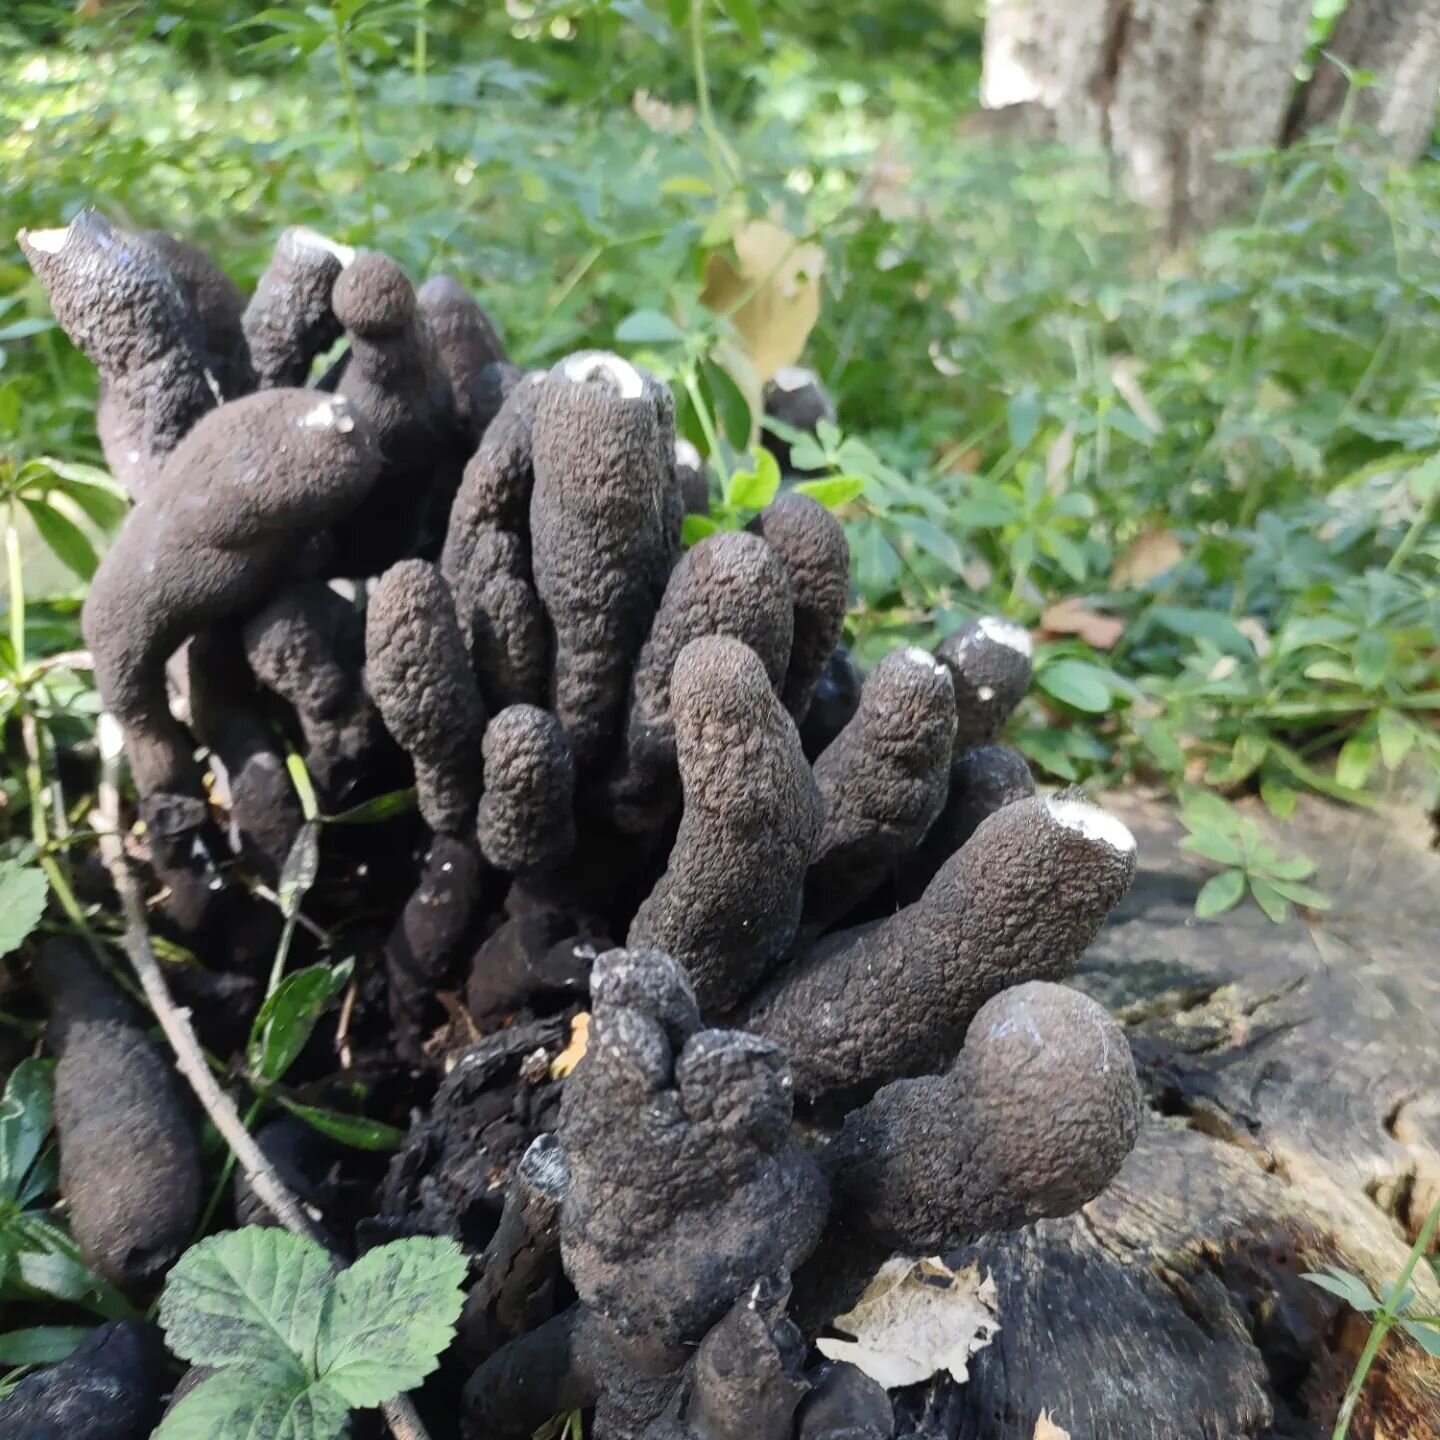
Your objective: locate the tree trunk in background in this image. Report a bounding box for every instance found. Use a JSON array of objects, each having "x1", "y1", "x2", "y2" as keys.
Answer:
[
  {"x1": 980, "y1": 0, "x2": 1440, "y2": 241},
  {"x1": 1290, "y1": 0, "x2": 1440, "y2": 159}
]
